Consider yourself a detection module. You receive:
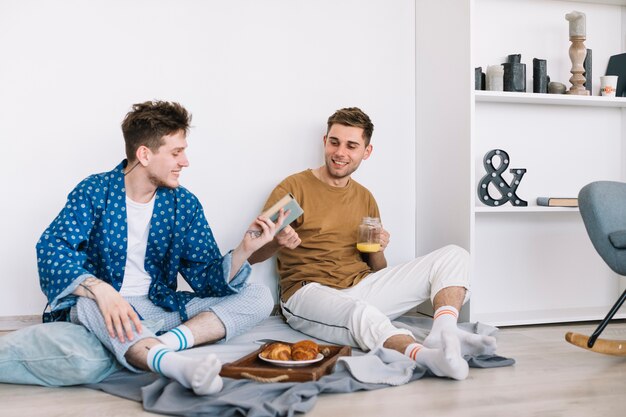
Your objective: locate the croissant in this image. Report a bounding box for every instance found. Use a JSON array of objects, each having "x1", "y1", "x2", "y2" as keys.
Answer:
[
  {"x1": 291, "y1": 340, "x2": 319, "y2": 361},
  {"x1": 260, "y1": 342, "x2": 292, "y2": 361}
]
